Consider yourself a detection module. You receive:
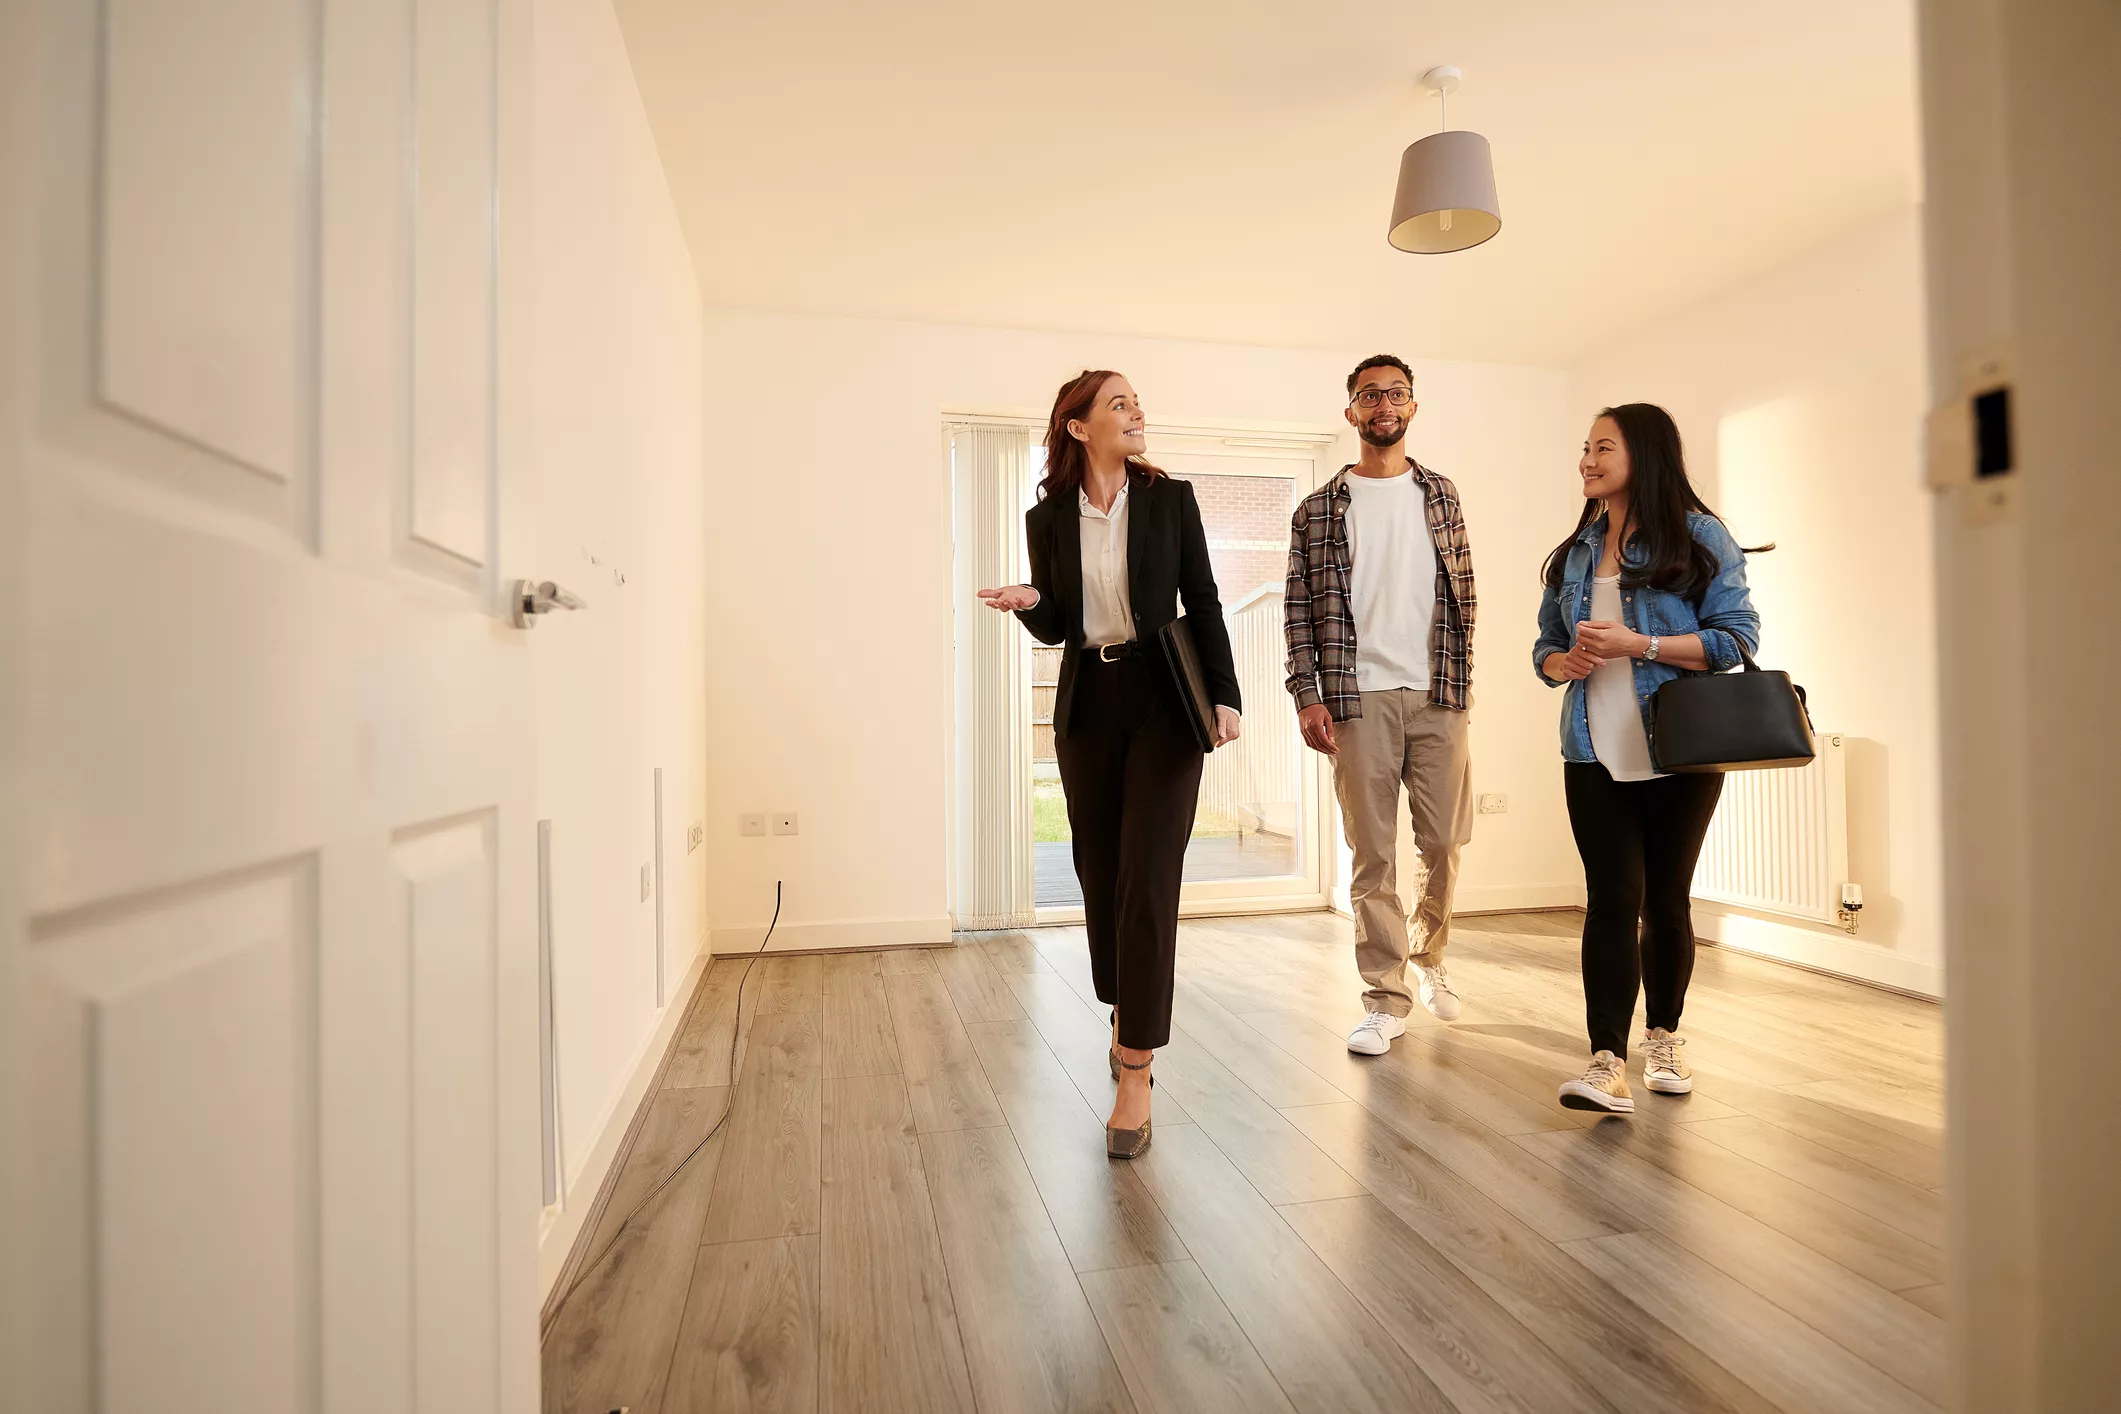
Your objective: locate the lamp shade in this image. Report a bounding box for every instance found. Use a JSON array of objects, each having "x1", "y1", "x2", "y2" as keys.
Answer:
[{"x1": 1388, "y1": 129, "x2": 1501, "y2": 254}]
